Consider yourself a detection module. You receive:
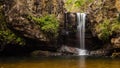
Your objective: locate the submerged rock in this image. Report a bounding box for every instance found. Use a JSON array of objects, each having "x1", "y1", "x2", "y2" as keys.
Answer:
[{"x1": 31, "y1": 50, "x2": 62, "y2": 57}]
